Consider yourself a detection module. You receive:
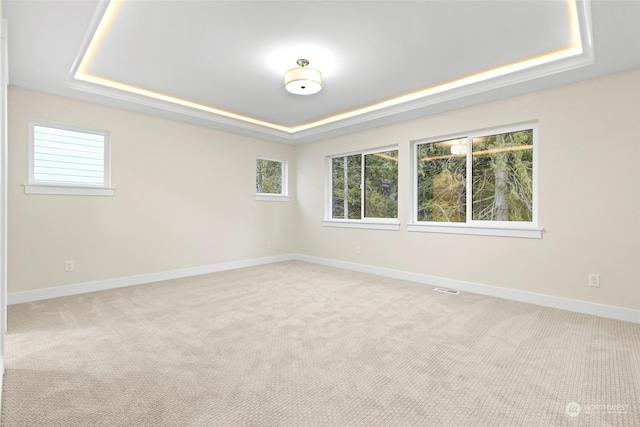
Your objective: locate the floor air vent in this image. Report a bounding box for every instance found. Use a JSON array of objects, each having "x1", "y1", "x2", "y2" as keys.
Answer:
[{"x1": 433, "y1": 287, "x2": 460, "y2": 295}]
